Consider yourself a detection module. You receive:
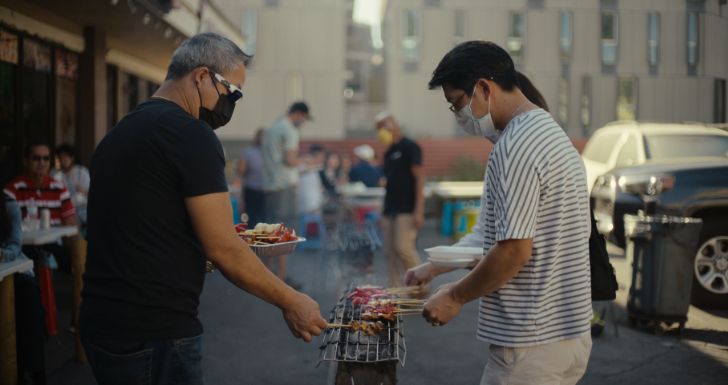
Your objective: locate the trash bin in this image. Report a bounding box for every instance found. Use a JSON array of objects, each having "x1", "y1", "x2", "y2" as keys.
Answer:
[{"x1": 624, "y1": 213, "x2": 703, "y2": 330}]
